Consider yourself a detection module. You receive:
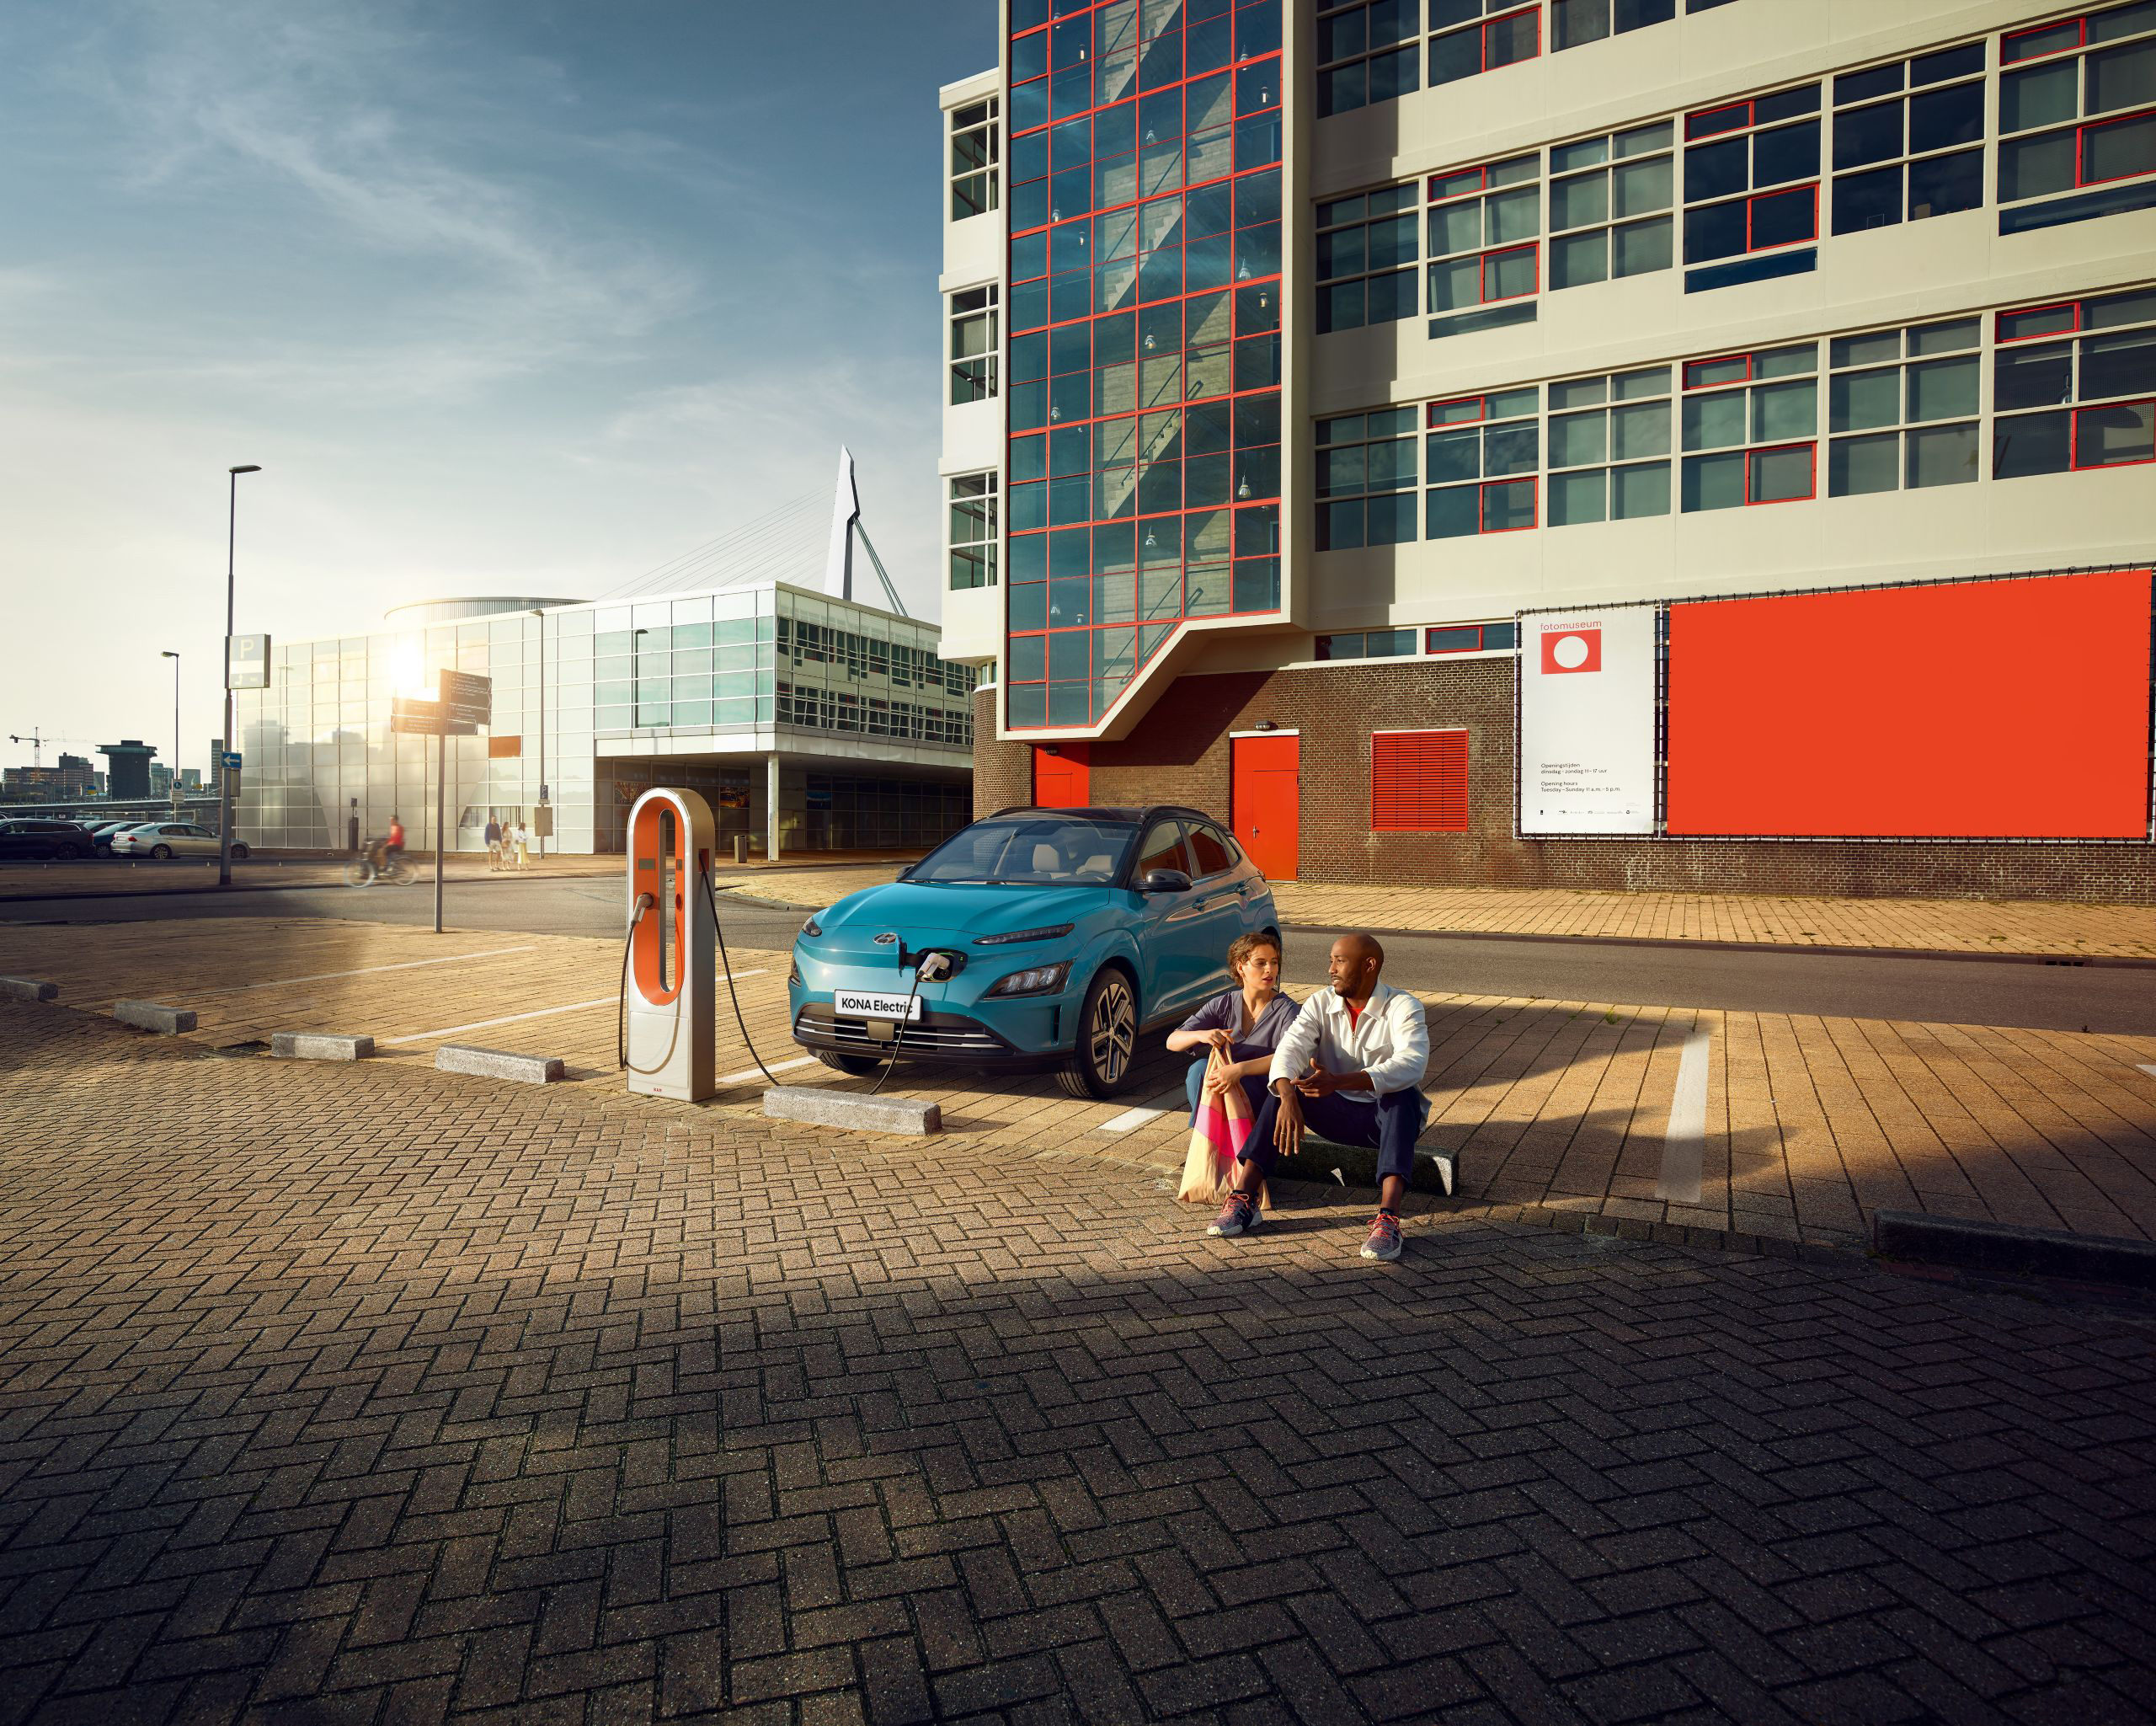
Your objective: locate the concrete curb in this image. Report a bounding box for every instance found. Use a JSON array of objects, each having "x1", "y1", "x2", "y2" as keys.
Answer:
[
  {"x1": 1282, "y1": 1140, "x2": 1459, "y2": 1195},
  {"x1": 0, "y1": 976, "x2": 59, "y2": 1002},
  {"x1": 112, "y1": 1001, "x2": 195, "y2": 1034},
  {"x1": 765, "y1": 1085, "x2": 941, "y2": 1136},
  {"x1": 272, "y1": 1031, "x2": 375, "y2": 1061},
  {"x1": 435, "y1": 1044, "x2": 564, "y2": 1084},
  {"x1": 1283, "y1": 918, "x2": 2156, "y2": 970},
  {"x1": 1871, "y1": 1207, "x2": 2156, "y2": 1290}
]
